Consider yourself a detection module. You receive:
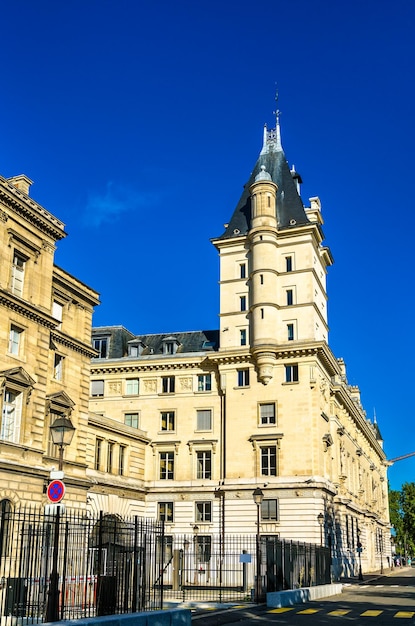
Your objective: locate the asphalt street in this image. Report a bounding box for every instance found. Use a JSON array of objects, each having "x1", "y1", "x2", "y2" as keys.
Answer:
[{"x1": 191, "y1": 567, "x2": 415, "y2": 625}]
